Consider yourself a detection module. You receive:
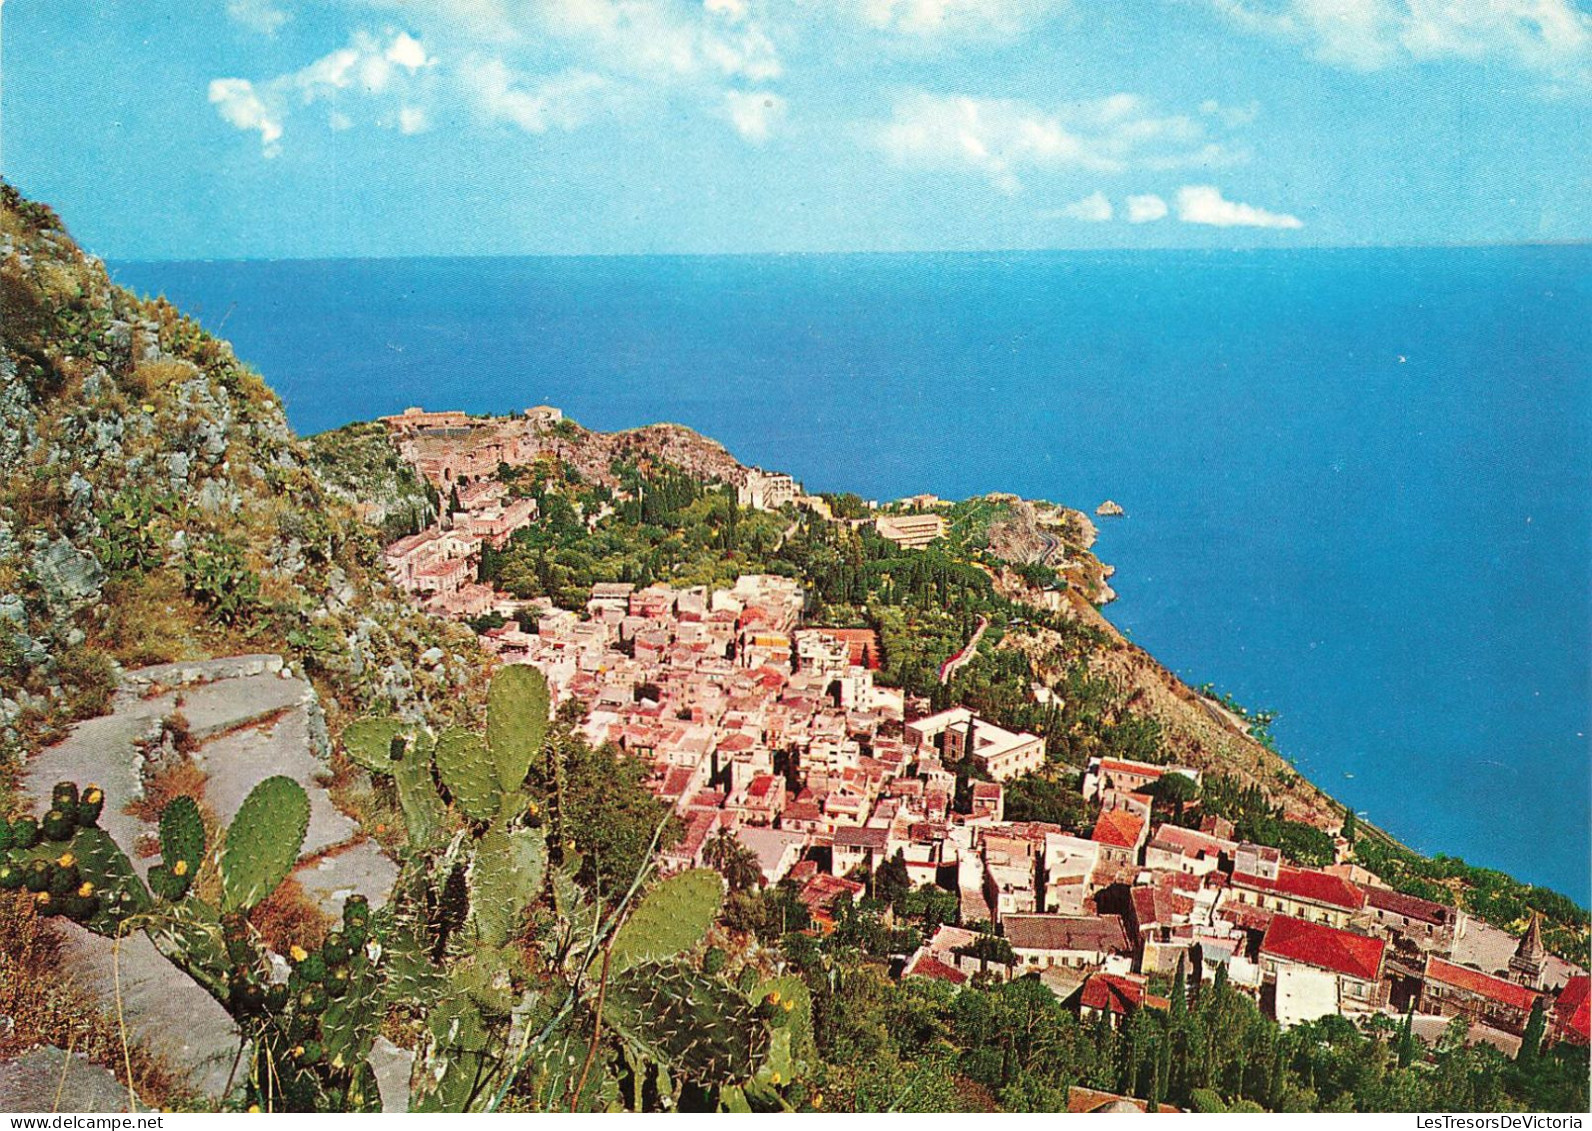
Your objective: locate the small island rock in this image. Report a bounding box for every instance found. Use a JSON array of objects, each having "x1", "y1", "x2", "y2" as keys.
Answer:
[{"x1": 1095, "y1": 500, "x2": 1125, "y2": 517}]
